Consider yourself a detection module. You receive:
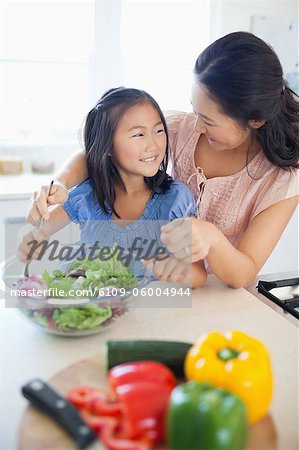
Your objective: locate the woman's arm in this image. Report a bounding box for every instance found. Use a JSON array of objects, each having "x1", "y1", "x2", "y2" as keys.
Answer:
[
  {"x1": 27, "y1": 151, "x2": 88, "y2": 225},
  {"x1": 19, "y1": 205, "x2": 71, "y2": 262},
  {"x1": 191, "y1": 261, "x2": 207, "y2": 288},
  {"x1": 55, "y1": 150, "x2": 88, "y2": 189},
  {"x1": 213, "y1": 195, "x2": 298, "y2": 288},
  {"x1": 161, "y1": 196, "x2": 298, "y2": 288}
]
